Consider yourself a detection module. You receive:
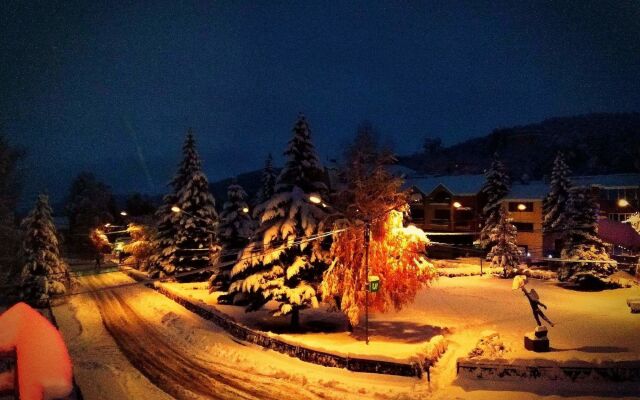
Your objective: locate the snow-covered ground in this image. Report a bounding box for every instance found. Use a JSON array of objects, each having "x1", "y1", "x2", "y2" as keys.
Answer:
[
  {"x1": 53, "y1": 272, "x2": 432, "y2": 400},
  {"x1": 161, "y1": 281, "x2": 444, "y2": 363},
  {"x1": 167, "y1": 274, "x2": 640, "y2": 363},
  {"x1": 163, "y1": 273, "x2": 640, "y2": 399},
  {"x1": 50, "y1": 269, "x2": 640, "y2": 399}
]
